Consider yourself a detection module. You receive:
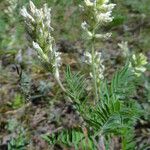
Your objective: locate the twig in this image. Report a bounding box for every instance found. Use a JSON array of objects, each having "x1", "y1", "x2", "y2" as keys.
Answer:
[{"x1": 5, "y1": 102, "x2": 32, "y2": 115}]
